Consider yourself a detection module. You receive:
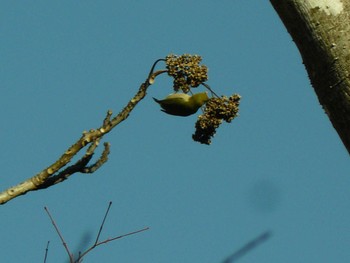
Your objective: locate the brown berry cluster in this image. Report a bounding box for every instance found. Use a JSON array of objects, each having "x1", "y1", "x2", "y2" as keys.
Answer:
[
  {"x1": 193, "y1": 94, "x2": 241, "y2": 145},
  {"x1": 165, "y1": 54, "x2": 208, "y2": 93}
]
